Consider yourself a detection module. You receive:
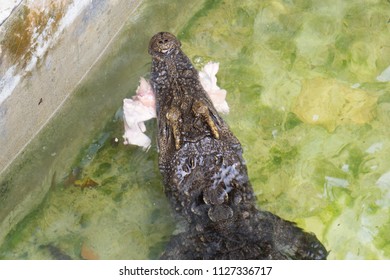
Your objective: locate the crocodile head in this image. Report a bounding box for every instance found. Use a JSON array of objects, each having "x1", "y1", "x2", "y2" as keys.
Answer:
[
  {"x1": 148, "y1": 32, "x2": 236, "y2": 169},
  {"x1": 148, "y1": 32, "x2": 181, "y2": 57}
]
